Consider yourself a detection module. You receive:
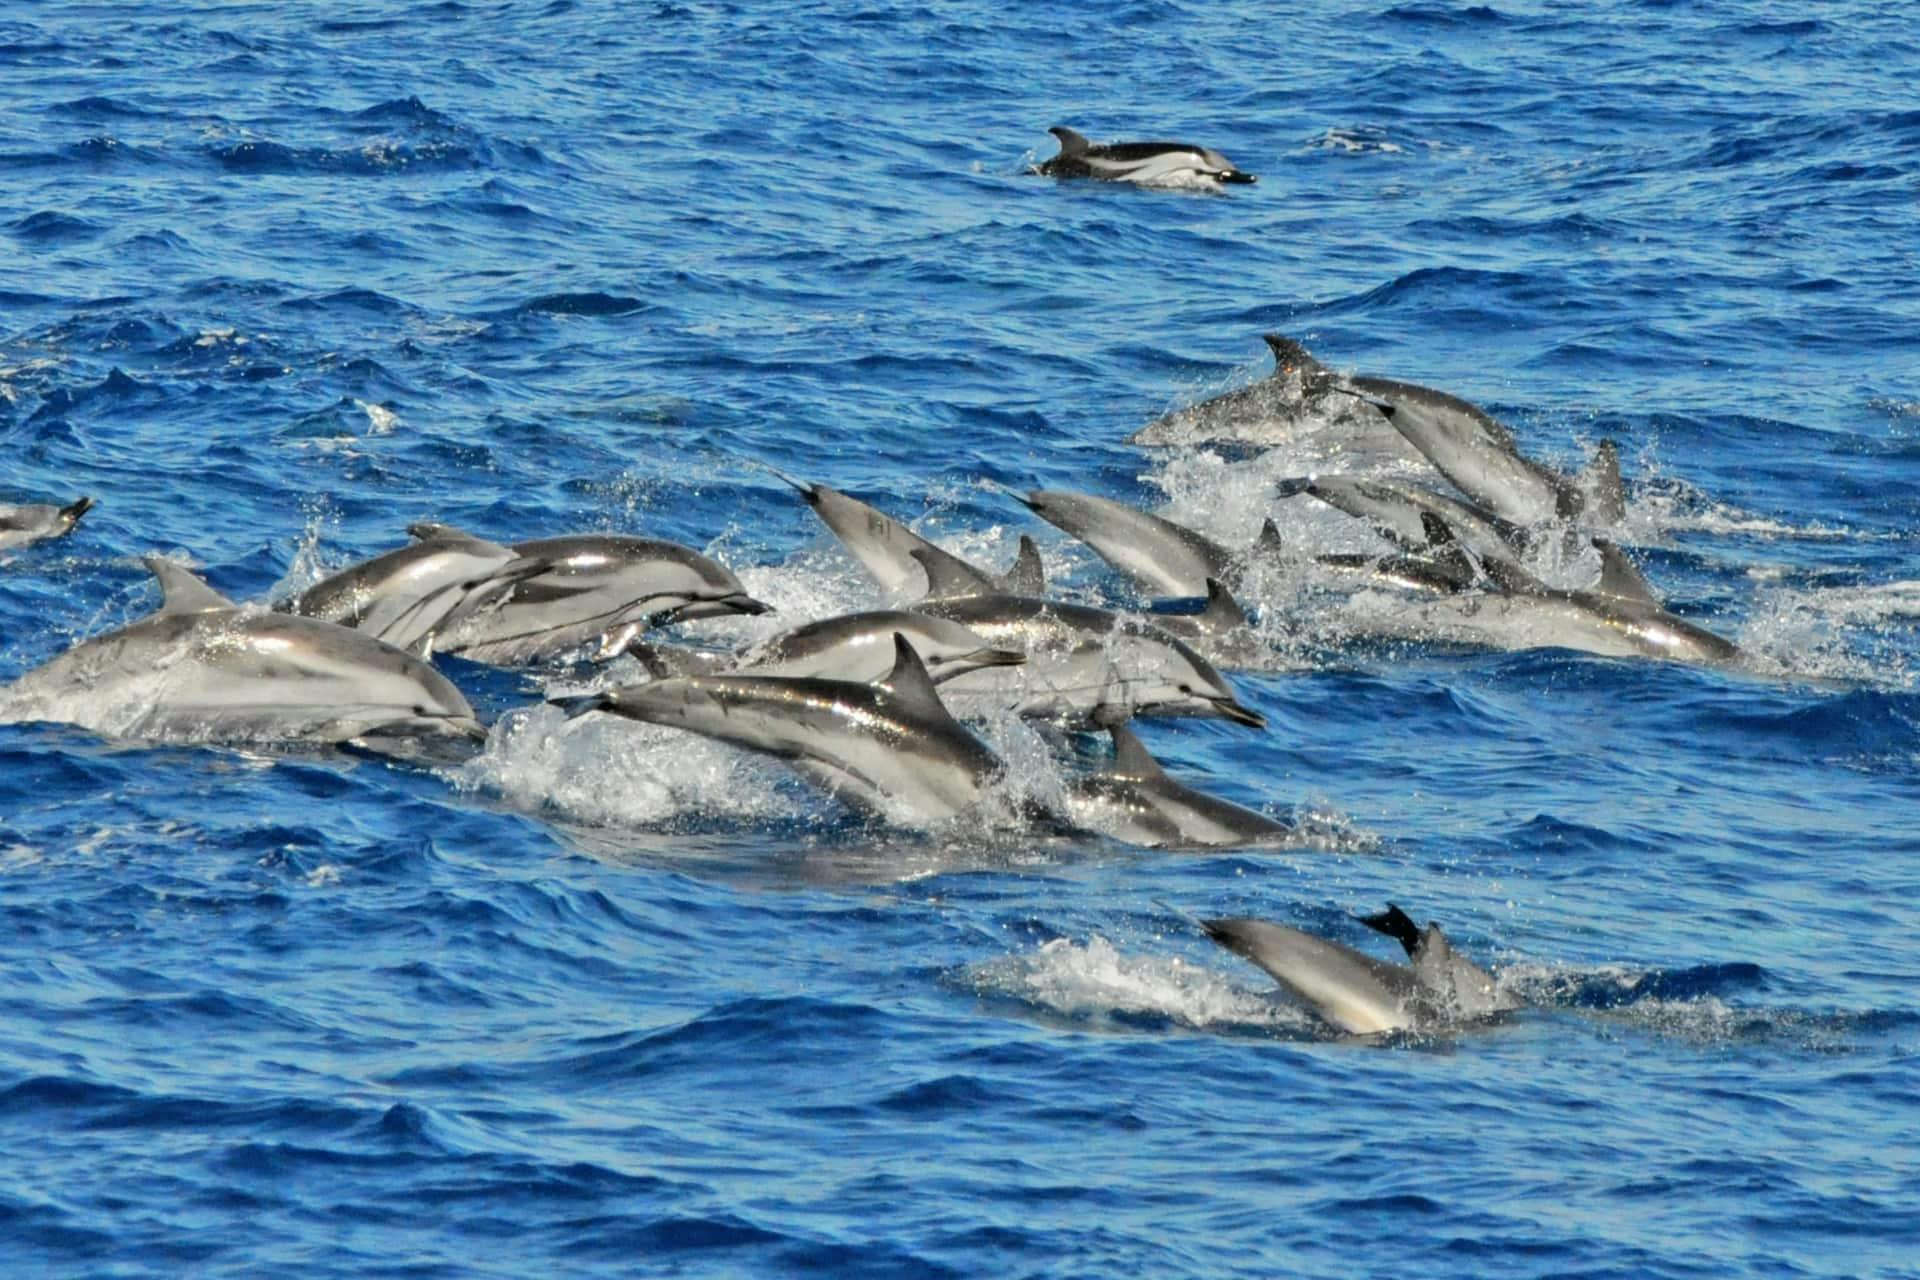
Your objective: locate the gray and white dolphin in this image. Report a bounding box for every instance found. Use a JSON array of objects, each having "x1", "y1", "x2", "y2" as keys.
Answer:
[
  {"x1": 436, "y1": 534, "x2": 769, "y2": 665},
  {"x1": 1397, "y1": 517, "x2": 1739, "y2": 664},
  {"x1": 564, "y1": 633, "x2": 1005, "y2": 822},
  {"x1": 0, "y1": 496, "x2": 94, "y2": 551},
  {"x1": 0, "y1": 557, "x2": 484, "y2": 752},
  {"x1": 1035, "y1": 126, "x2": 1256, "y2": 188},
  {"x1": 913, "y1": 559, "x2": 1265, "y2": 729},
  {"x1": 1015, "y1": 488, "x2": 1236, "y2": 599},
  {"x1": 1068, "y1": 723, "x2": 1297, "y2": 849},
  {"x1": 777, "y1": 471, "x2": 1038, "y2": 601},
  {"x1": 1358, "y1": 904, "x2": 1521, "y2": 1025},
  {"x1": 729, "y1": 609, "x2": 1026, "y2": 684},
  {"x1": 1202, "y1": 906, "x2": 1517, "y2": 1035},
  {"x1": 281, "y1": 522, "x2": 541, "y2": 654}
]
